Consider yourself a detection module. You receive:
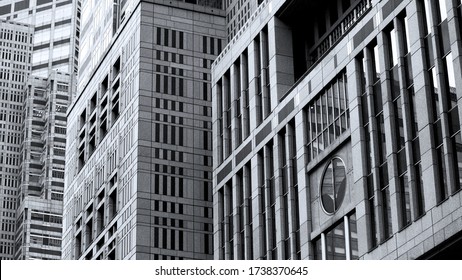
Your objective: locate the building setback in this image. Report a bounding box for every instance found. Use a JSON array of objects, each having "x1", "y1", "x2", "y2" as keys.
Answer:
[
  {"x1": 62, "y1": 0, "x2": 225, "y2": 260},
  {"x1": 212, "y1": 0, "x2": 462, "y2": 259},
  {"x1": 0, "y1": 19, "x2": 33, "y2": 260}
]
